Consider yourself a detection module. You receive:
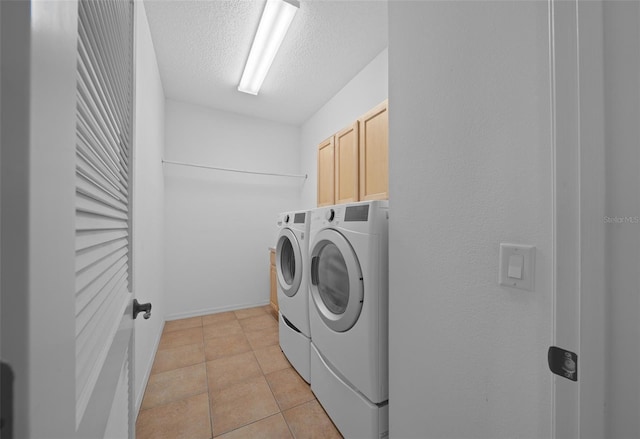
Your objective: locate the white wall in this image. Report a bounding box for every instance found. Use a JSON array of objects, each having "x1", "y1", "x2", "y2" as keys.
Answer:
[
  {"x1": 300, "y1": 48, "x2": 388, "y2": 208},
  {"x1": 133, "y1": 0, "x2": 166, "y2": 413},
  {"x1": 387, "y1": 2, "x2": 553, "y2": 438},
  {"x1": 164, "y1": 100, "x2": 301, "y2": 318},
  {"x1": 603, "y1": 2, "x2": 640, "y2": 437}
]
